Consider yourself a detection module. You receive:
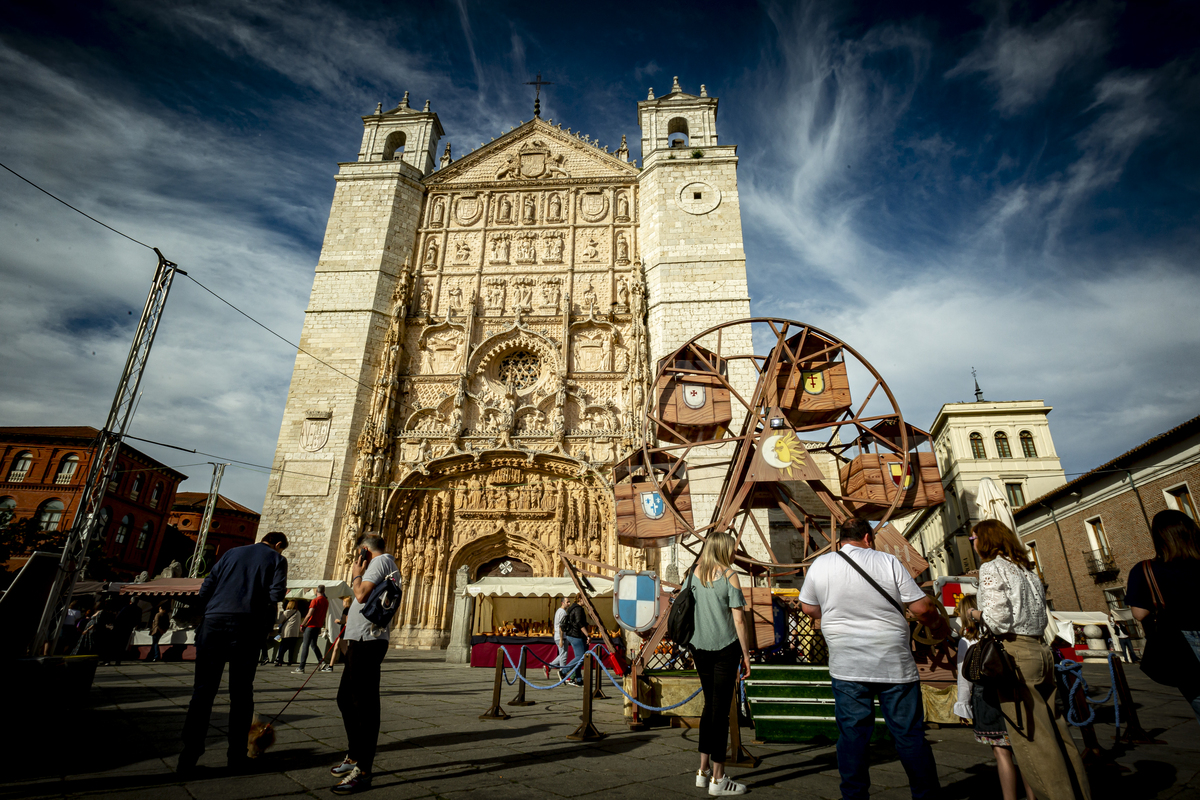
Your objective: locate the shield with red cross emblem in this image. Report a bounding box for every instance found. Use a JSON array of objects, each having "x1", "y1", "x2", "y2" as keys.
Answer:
[{"x1": 682, "y1": 383, "x2": 706, "y2": 410}]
